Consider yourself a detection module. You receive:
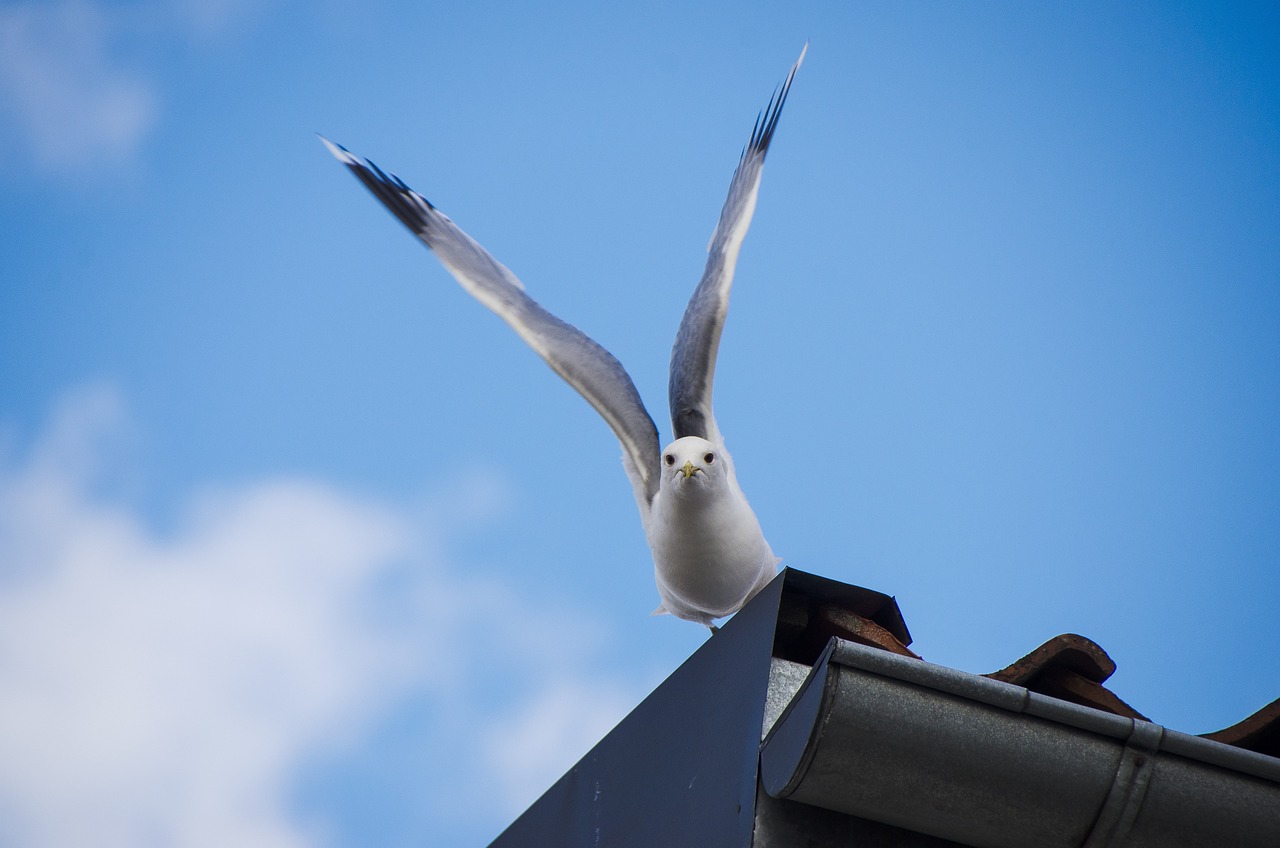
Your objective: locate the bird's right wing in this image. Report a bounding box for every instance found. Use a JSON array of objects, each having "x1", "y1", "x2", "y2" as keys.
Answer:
[
  {"x1": 321, "y1": 137, "x2": 662, "y2": 508},
  {"x1": 668, "y1": 45, "x2": 805, "y2": 443}
]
